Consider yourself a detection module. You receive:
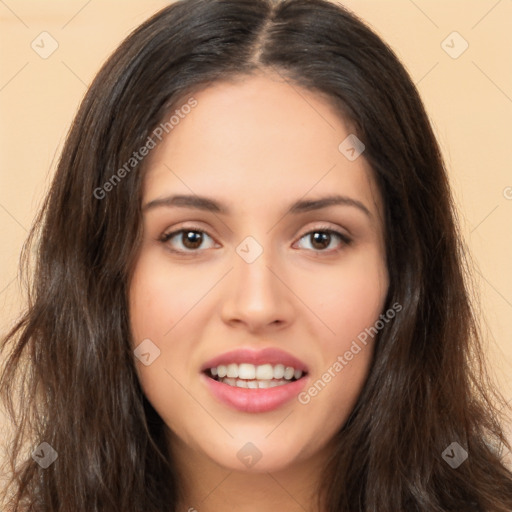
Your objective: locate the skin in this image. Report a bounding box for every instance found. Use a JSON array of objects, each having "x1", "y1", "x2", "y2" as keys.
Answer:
[{"x1": 129, "y1": 71, "x2": 389, "y2": 512}]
